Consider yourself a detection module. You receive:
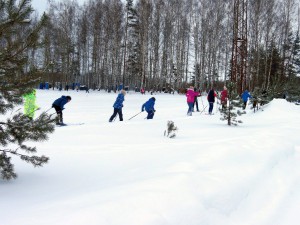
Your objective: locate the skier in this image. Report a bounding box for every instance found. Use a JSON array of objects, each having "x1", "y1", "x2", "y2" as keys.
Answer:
[
  {"x1": 141, "y1": 97, "x2": 156, "y2": 119},
  {"x1": 23, "y1": 89, "x2": 38, "y2": 119},
  {"x1": 52, "y1": 95, "x2": 72, "y2": 125},
  {"x1": 109, "y1": 89, "x2": 126, "y2": 122},
  {"x1": 241, "y1": 90, "x2": 252, "y2": 109},
  {"x1": 220, "y1": 86, "x2": 228, "y2": 111},
  {"x1": 207, "y1": 87, "x2": 217, "y2": 115},
  {"x1": 85, "y1": 85, "x2": 89, "y2": 93},
  {"x1": 186, "y1": 86, "x2": 199, "y2": 116},
  {"x1": 193, "y1": 87, "x2": 200, "y2": 112}
]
